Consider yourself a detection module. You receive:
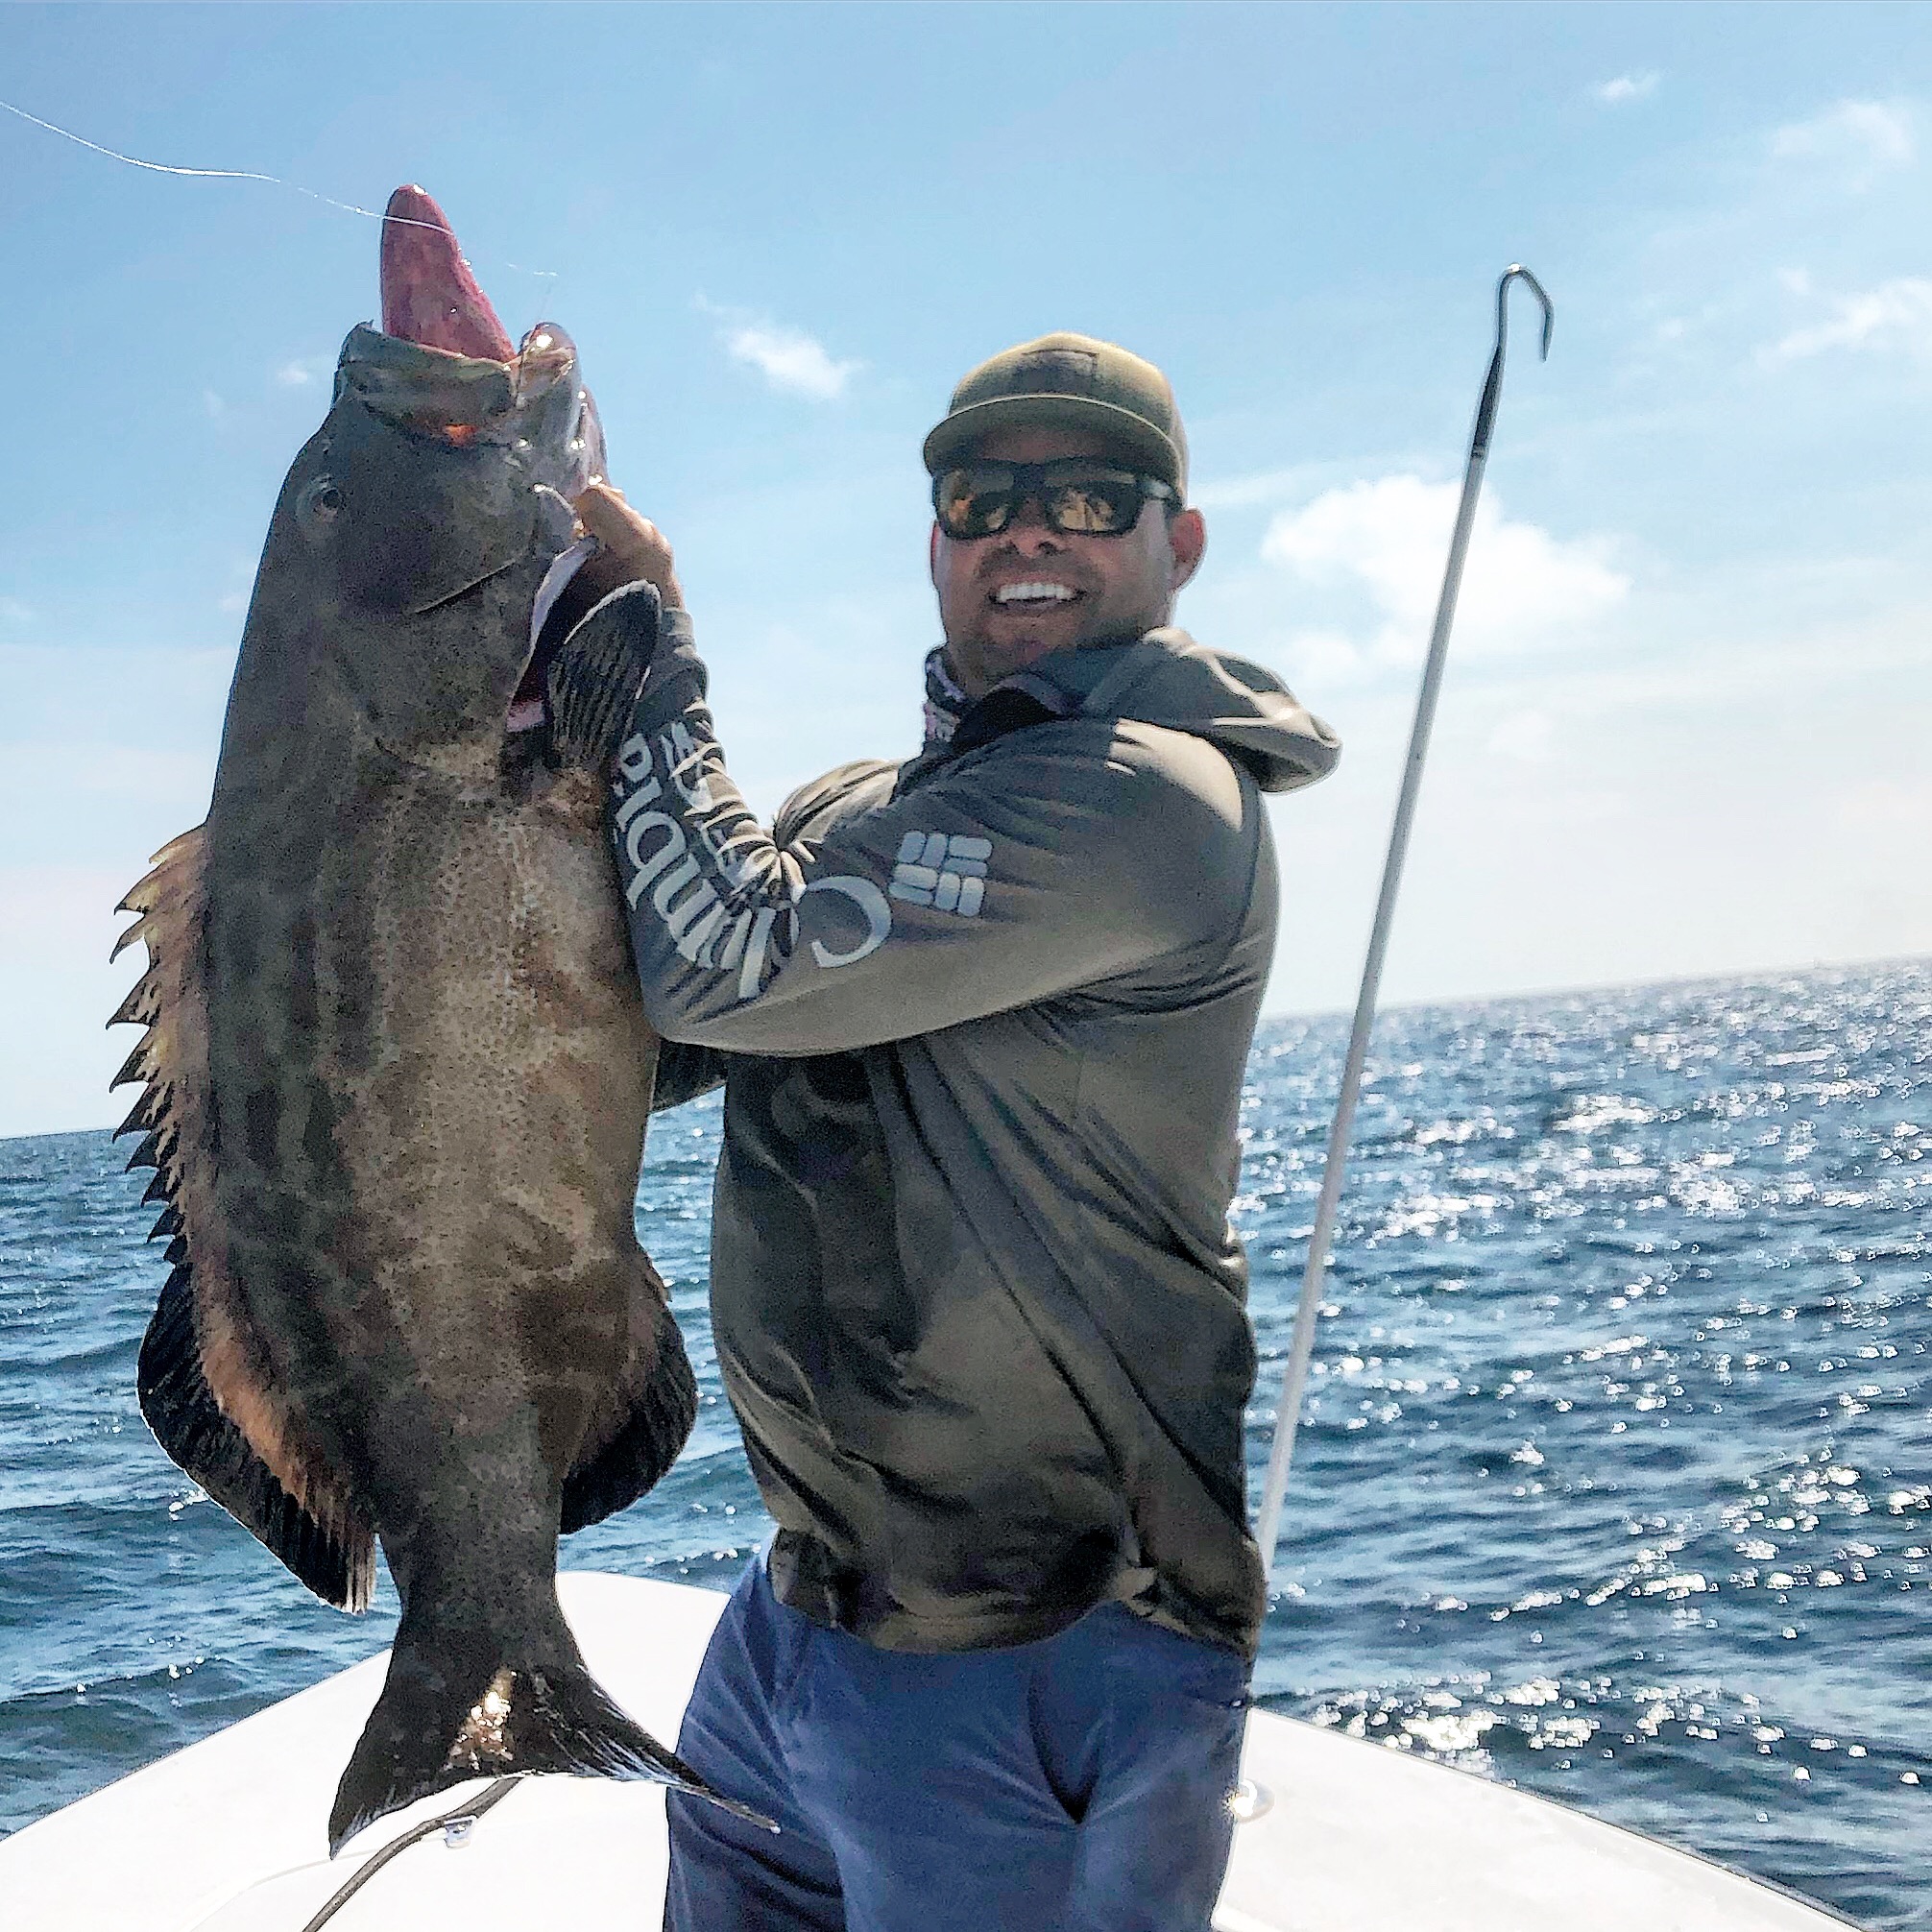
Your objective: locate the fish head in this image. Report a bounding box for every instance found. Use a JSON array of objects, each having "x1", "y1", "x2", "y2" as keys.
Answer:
[{"x1": 258, "y1": 186, "x2": 609, "y2": 764}]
